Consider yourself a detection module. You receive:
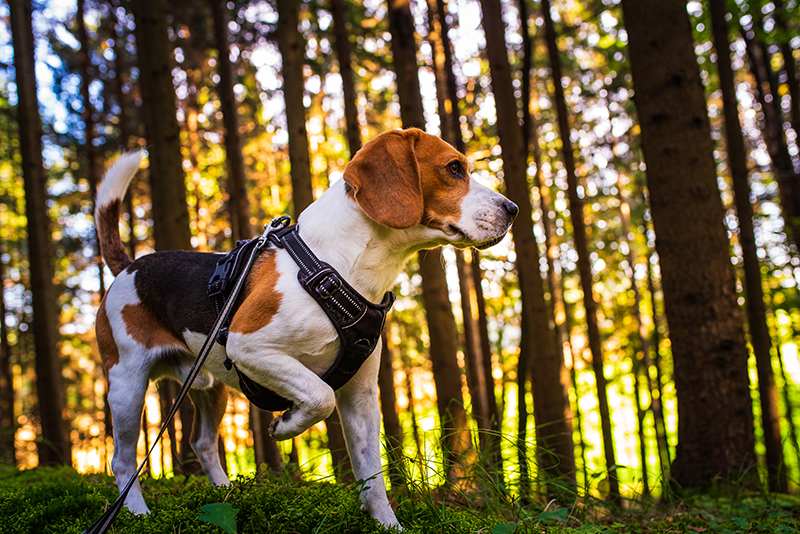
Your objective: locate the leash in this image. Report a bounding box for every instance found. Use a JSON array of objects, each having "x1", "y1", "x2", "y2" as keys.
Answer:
[{"x1": 83, "y1": 217, "x2": 289, "y2": 534}]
